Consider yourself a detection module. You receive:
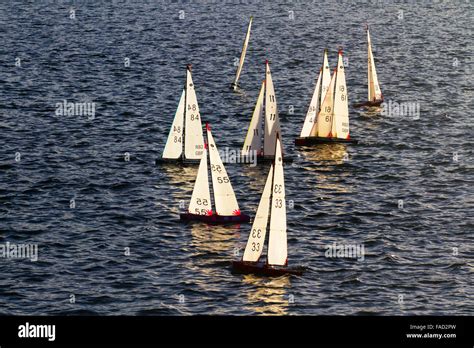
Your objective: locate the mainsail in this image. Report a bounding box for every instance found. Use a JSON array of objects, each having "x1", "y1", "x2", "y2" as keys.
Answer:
[
  {"x1": 207, "y1": 126, "x2": 240, "y2": 216},
  {"x1": 263, "y1": 61, "x2": 282, "y2": 157},
  {"x1": 232, "y1": 17, "x2": 253, "y2": 89},
  {"x1": 311, "y1": 69, "x2": 336, "y2": 137},
  {"x1": 267, "y1": 137, "x2": 287, "y2": 266},
  {"x1": 367, "y1": 26, "x2": 382, "y2": 102},
  {"x1": 242, "y1": 81, "x2": 264, "y2": 156},
  {"x1": 332, "y1": 49, "x2": 350, "y2": 139},
  {"x1": 162, "y1": 89, "x2": 185, "y2": 159},
  {"x1": 184, "y1": 66, "x2": 205, "y2": 160}
]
